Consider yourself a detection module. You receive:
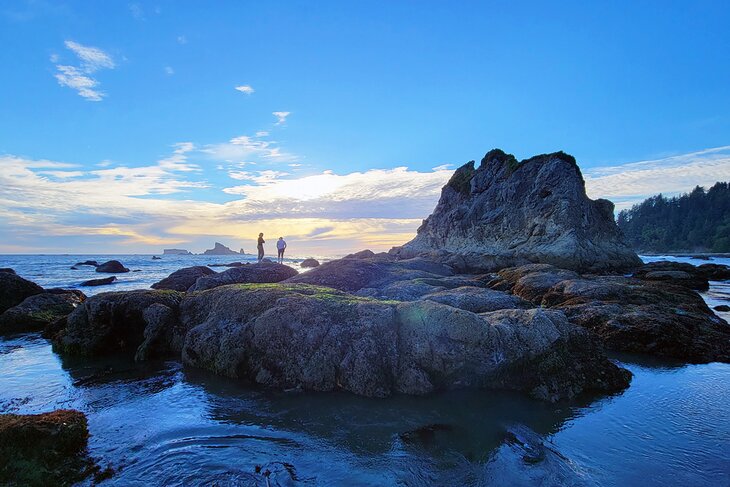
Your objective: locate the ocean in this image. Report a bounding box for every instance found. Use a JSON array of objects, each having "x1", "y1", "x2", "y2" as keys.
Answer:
[{"x1": 0, "y1": 254, "x2": 729, "y2": 485}]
